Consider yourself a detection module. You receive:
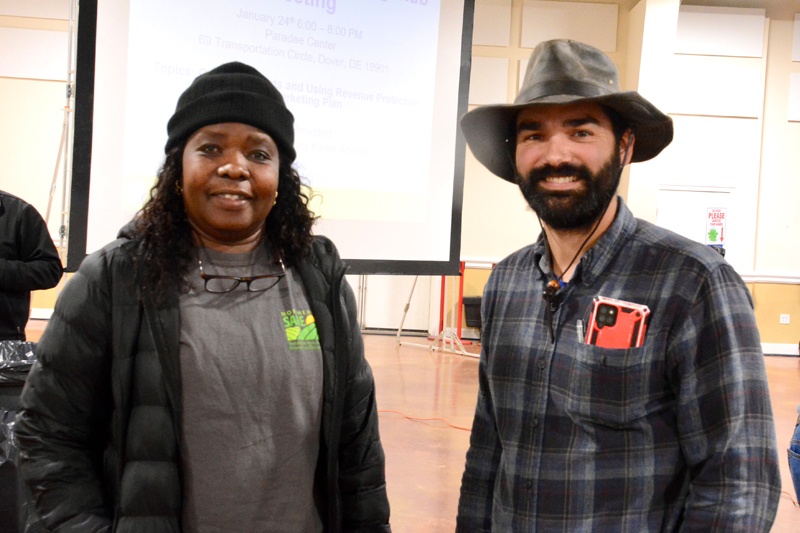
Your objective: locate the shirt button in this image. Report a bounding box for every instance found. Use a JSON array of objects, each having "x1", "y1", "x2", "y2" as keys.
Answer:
[
  {"x1": 532, "y1": 418, "x2": 539, "y2": 428},
  {"x1": 537, "y1": 359, "x2": 546, "y2": 370},
  {"x1": 524, "y1": 480, "x2": 533, "y2": 490},
  {"x1": 549, "y1": 303, "x2": 557, "y2": 313}
]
